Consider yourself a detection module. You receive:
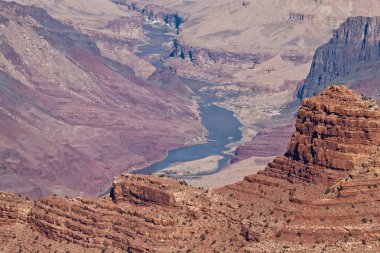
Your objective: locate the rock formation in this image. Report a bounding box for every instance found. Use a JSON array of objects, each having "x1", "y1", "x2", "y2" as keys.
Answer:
[
  {"x1": 298, "y1": 16, "x2": 380, "y2": 101},
  {"x1": 1, "y1": 86, "x2": 380, "y2": 252}
]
